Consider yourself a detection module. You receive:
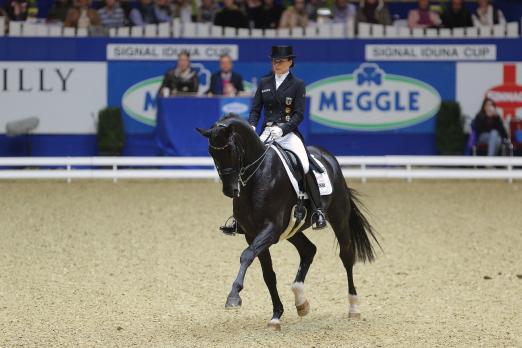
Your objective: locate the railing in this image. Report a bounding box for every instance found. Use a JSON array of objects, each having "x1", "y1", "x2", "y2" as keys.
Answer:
[
  {"x1": 0, "y1": 156, "x2": 521, "y2": 183},
  {"x1": 1, "y1": 19, "x2": 520, "y2": 39}
]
